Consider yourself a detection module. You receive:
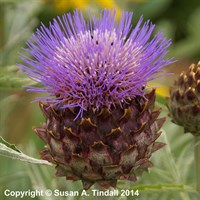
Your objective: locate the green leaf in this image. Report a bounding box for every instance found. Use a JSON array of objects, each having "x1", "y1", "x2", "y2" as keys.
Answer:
[
  {"x1": 0, "y1": 136, "x2": 52, "y2": 166},
  {"x1": 0, "y1": 136, "x2": 21, "y2": 153},
  {"x1": 0, "y1": 65, "x2": 37, "y2": 89}
]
